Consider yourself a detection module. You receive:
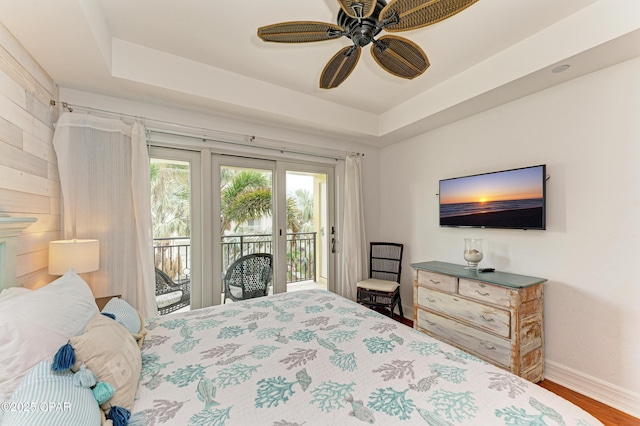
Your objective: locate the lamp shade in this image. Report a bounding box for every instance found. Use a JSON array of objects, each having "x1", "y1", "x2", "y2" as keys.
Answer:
[{"x1": 49, "y1": 239, "x2": 100, "y2": 275}]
